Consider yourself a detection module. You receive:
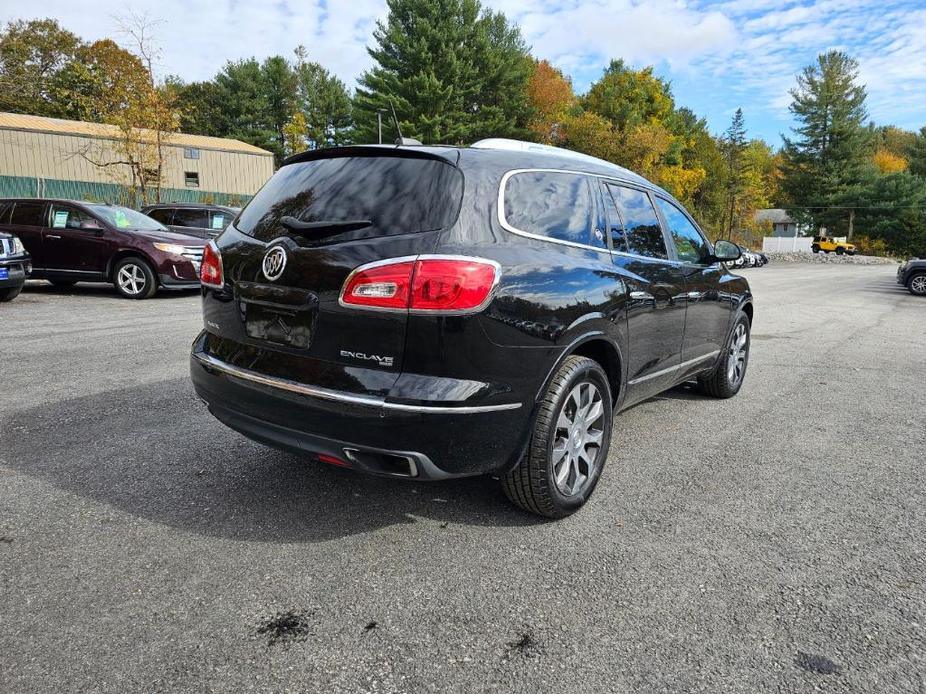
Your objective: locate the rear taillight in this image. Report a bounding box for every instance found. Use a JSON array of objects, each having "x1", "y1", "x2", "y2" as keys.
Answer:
[
  {"x1": 340, "y1": 256, "x2": 499, "y2": 313},
  {"x1": 200, "y1": 241, "x2": 223, "y2": 288}
]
